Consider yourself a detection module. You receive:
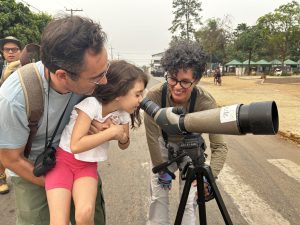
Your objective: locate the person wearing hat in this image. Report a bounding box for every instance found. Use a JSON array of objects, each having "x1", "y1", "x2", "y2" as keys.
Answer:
[
  {"x1": 0, "y1": 36, "x2": 22, "y2": 194},
  {"x1": 0, "y1": 36, "x2": 22, "y2": 63},
  {"x1": 0, "y1": 36, "x2": 22, "y2": 85}
]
